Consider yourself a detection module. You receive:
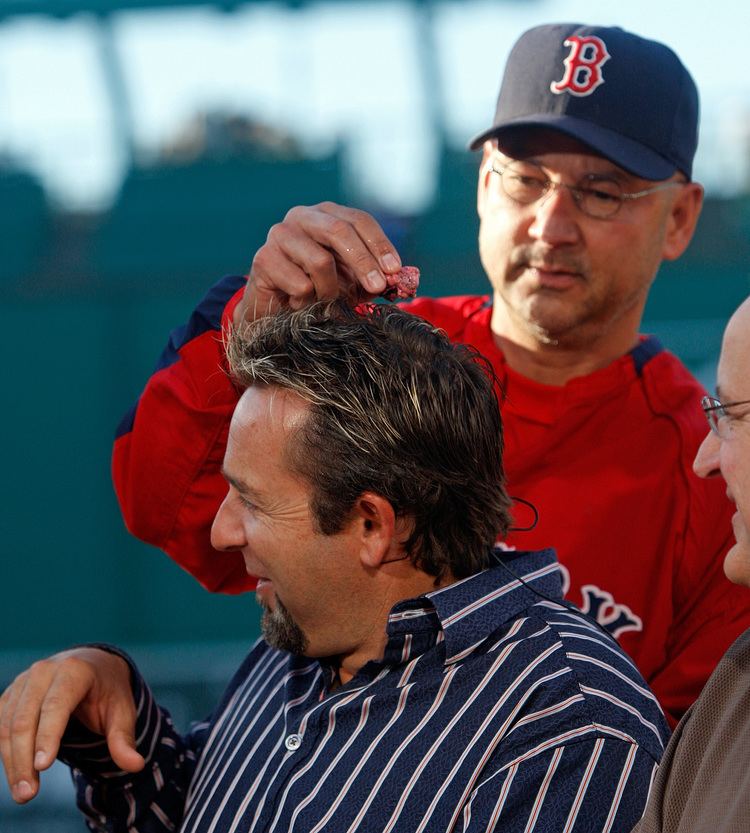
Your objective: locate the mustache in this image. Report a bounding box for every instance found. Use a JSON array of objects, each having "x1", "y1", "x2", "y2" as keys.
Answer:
[{"x1": 510, "y1": 245, "x2": 587, "y2": 277}]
